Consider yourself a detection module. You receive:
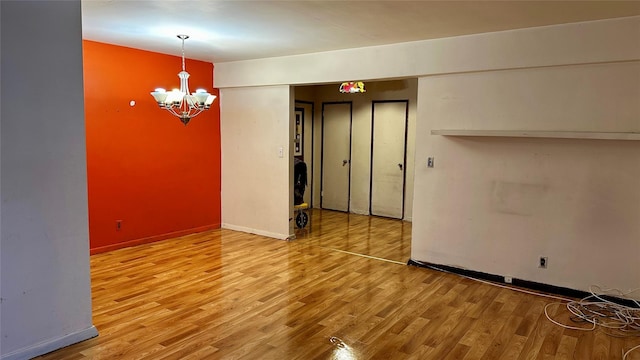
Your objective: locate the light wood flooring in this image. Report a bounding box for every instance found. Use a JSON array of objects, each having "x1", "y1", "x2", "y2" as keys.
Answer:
[
  {"x1": 292, "y1": 209, "x2": 412, "y2": 264},
  {"x1": 37, "y1": 209, "x2": 639, "y2": 359}
]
